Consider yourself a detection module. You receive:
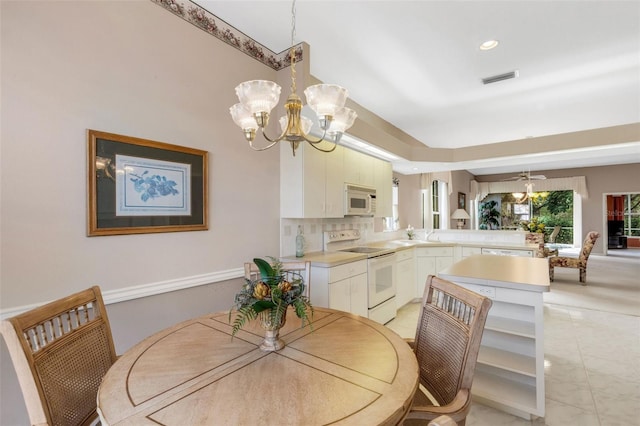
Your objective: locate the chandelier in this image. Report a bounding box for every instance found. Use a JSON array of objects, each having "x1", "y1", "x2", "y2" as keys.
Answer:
[
  {"x1": 229, "y1": 0, "x2": 356, "y2": 156},
  {"x1": 513, "y1": 182, "x2": 535, "y2": 202}
]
